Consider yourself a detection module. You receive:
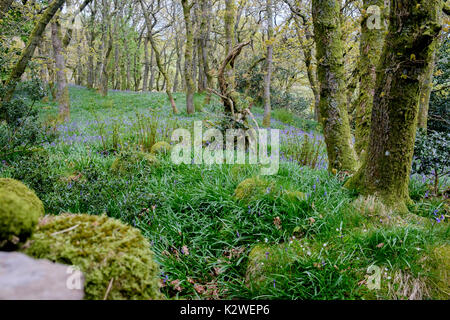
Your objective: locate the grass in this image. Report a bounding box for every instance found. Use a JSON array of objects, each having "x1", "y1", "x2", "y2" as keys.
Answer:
[{"x1": 1, "y1": 85, "x2": 449, "y2": 300}]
